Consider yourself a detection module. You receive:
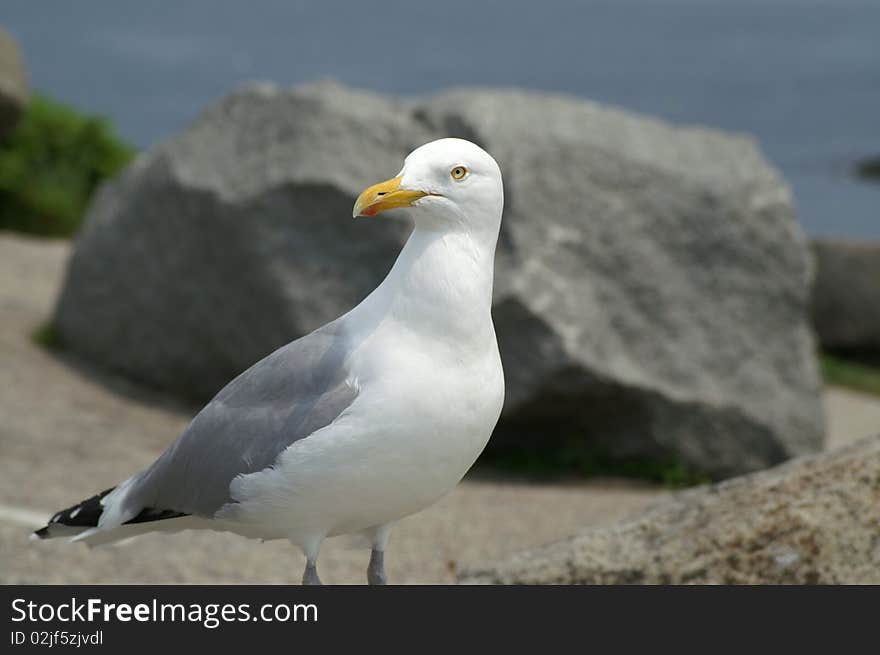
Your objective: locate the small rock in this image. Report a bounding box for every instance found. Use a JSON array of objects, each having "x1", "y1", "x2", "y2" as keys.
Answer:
[
  {"x1": 855, "y1": 156, "x2": 880, "y2": 182},
  {"x1": 811, "y1": 239, "x2": 880, "y2": 355}
]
